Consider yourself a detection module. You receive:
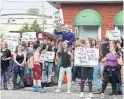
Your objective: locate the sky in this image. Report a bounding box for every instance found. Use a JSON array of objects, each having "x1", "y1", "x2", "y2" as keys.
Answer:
[{"x1": 1, "y1": 0, "x2": 57, "y2": 16}]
